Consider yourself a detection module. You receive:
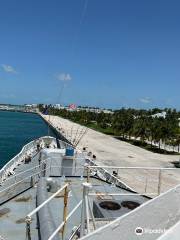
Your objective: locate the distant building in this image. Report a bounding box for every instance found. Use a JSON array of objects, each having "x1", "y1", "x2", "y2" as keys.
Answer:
[
  {"x1": 24, "y1": 104, "x2": 37, "y2": 108},
  {"x1": 76, "y1": 106, "x2": 113, "y2": 114},
  {"x1": 52, "y1": 104, "x2": 66, "y2": 110},
  {"x1": 152, "y1": 111, "x2": 166, "y2": 118},
  {"x1": 51, "y1": 104, "x2": 113, "y2": 114}
]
